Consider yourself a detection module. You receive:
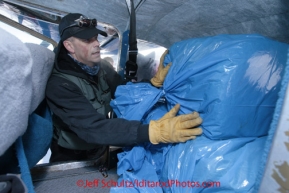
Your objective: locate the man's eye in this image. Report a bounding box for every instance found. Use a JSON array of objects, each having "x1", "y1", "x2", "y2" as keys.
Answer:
[
  {"x1": 81, "y1": 39, "x2": 89, "y2": 43},
  {"x1": 90, "y1": 36, "x2": 98, "y2": 41},
  {"x1": 81, "y1": 36, "x2": 98, "y2": 43}
]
